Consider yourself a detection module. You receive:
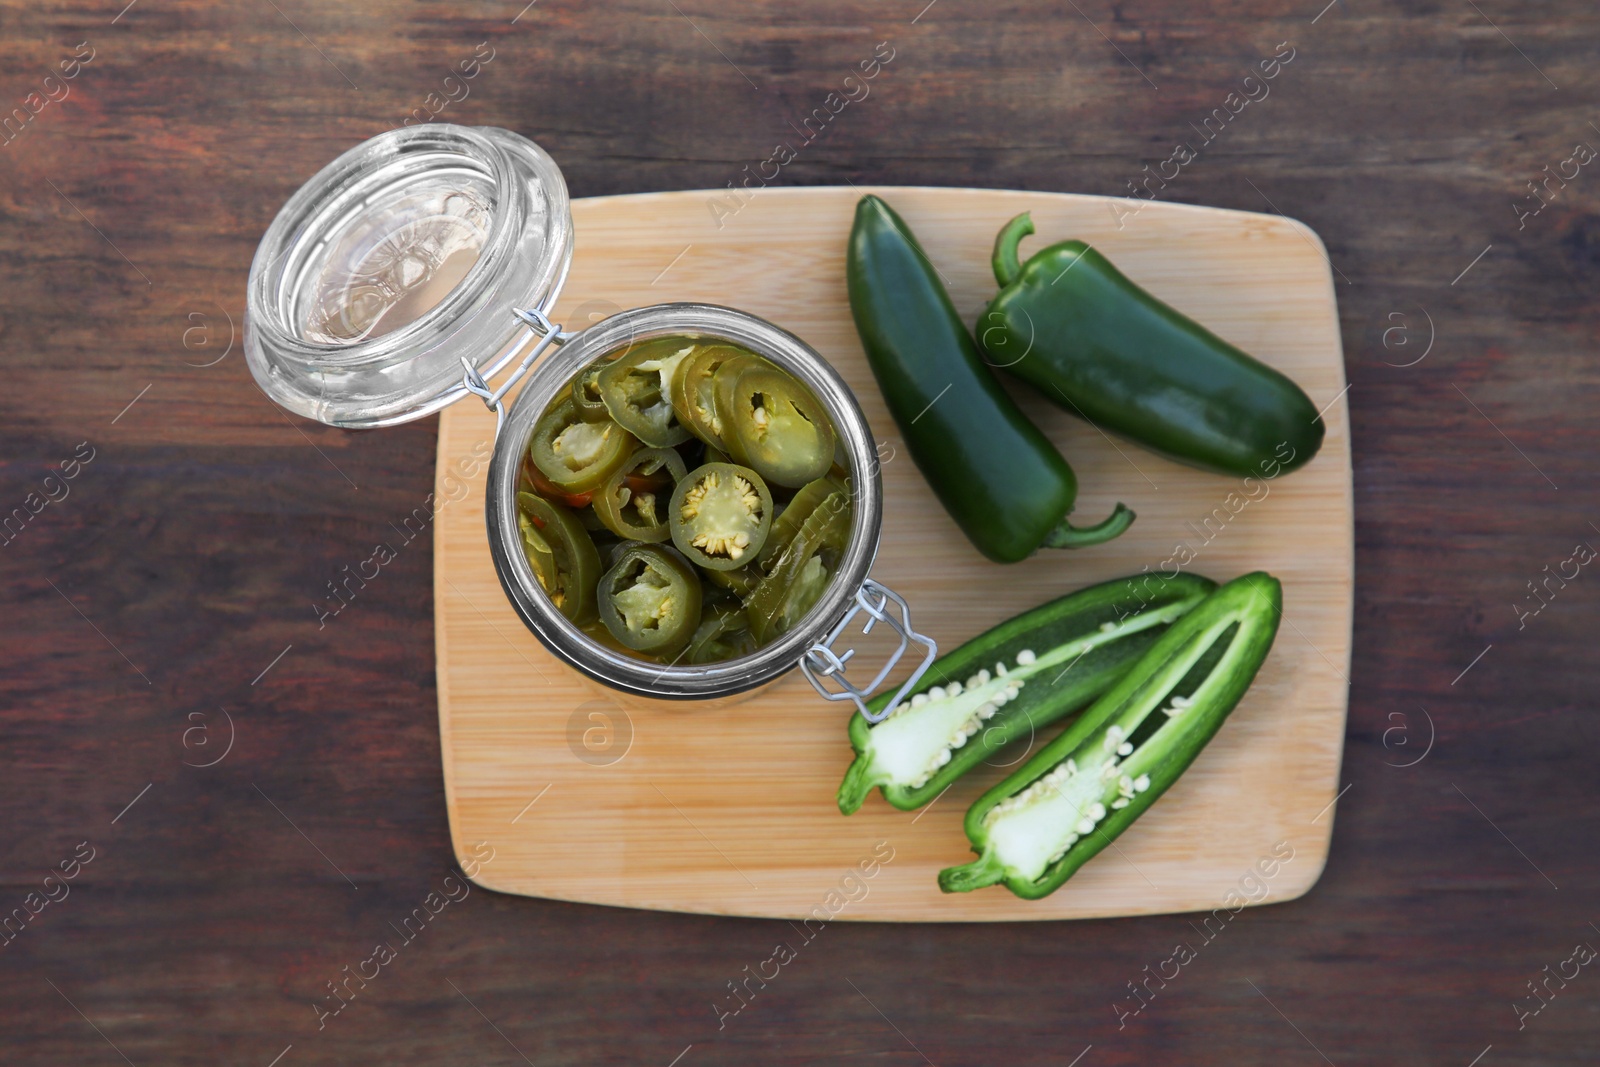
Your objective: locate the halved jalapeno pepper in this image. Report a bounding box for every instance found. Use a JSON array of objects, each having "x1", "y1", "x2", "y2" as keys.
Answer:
[
  {"x1": 668, "y1": 462, "x2": 773, "y2": 571},
  {"x1": 597, "y1": 542, "x2": 702, "y2": 658},
  {"x1": 593, "y1": 447, "x2": 688, "y2": 543},
  {"x1": 746, "y1": 489, "x2": 851, "y2": 645},
  {"x1": 517, "y1": 492, "x2": 602, "y2": 624},
  {"x1": 716, "y1": 357, "x2": 837, "y2": 488},
  {"x1": 670, "y1": 343, "x2": 743, "y2": 449},
  {"x1": 685, "y1": 603, "x2": 759, "y2": 664},
  {"x1": 597, "y1": 338, "x2": 698, "y2": 447},
  {"x1": 529, "y1": 397, "x2": 637, "y2": 494}
]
